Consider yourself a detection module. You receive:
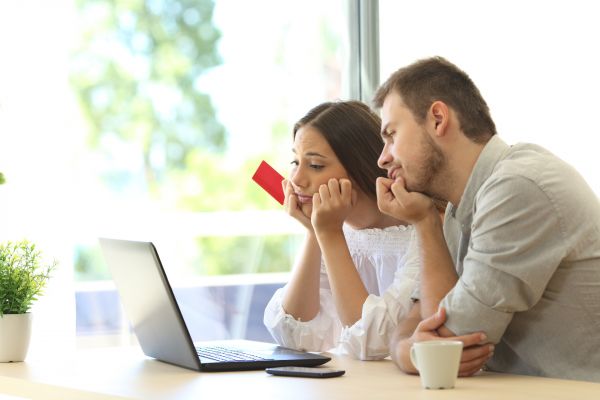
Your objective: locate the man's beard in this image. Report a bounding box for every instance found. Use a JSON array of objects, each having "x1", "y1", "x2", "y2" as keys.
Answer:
[{"x1": 405, "y1": 128, "x2": 447, "y2": 200}]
